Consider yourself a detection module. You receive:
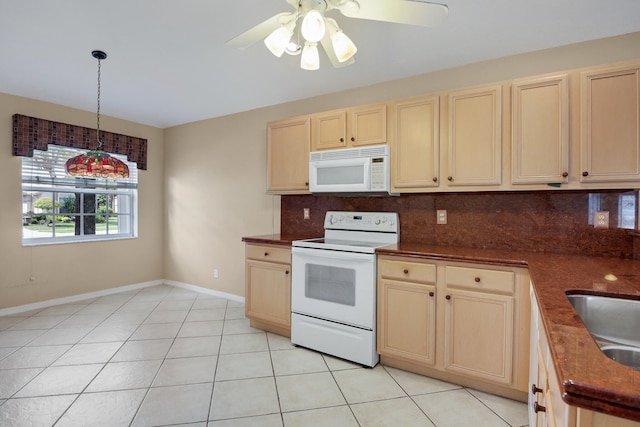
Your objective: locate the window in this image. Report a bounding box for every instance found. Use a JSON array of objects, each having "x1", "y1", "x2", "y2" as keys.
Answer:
[{"x1": 22, "y1": 145, "x2": 137, "y2": 245}]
